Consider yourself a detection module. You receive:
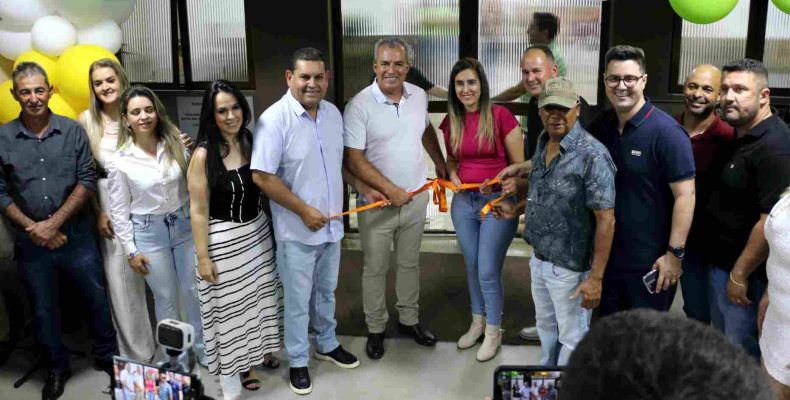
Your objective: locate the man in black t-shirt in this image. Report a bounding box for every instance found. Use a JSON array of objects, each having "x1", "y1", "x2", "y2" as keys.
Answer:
[{"x1": 705, "y1": 59, "x2": 790, "y2": 360}]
